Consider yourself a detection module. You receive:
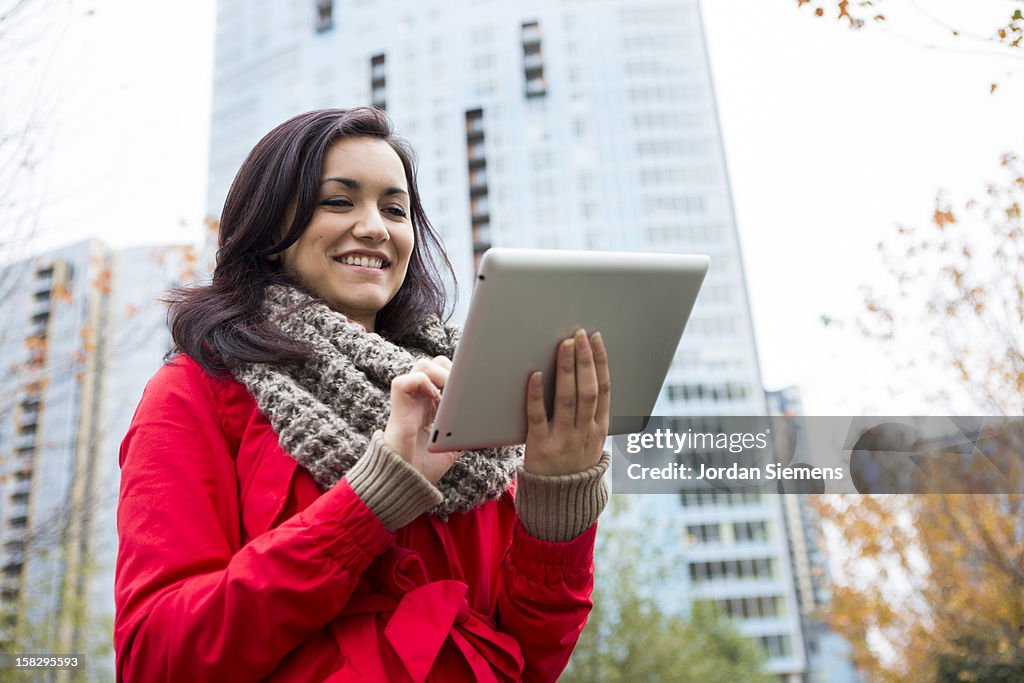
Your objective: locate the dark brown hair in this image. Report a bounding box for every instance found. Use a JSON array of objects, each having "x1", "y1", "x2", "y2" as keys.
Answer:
[{"x1": 167, "y1": 107, "x2": 456, "y2": 375}]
